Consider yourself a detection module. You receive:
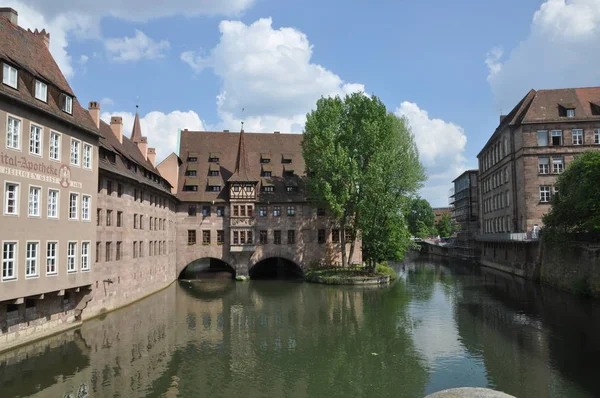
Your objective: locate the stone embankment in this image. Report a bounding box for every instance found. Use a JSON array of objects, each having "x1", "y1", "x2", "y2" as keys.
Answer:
[{"x1": 425, "y1": 387, "x2": 515, "y2": 398}]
